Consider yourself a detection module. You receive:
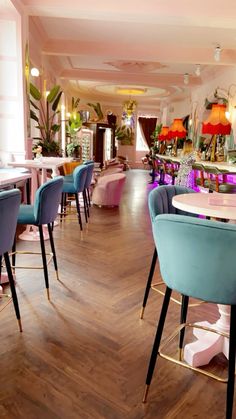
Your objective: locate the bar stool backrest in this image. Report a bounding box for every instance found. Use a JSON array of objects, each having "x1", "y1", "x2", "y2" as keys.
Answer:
[
  {"x1": 0, "y1": 189, "x2": 21, "y2": 255},
  {"x1": 34, "y1": 177, "x2": 63, "y2": 225},
  {"x1": 154, "y1": 214, "x2": 236, "y2": 305}
]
